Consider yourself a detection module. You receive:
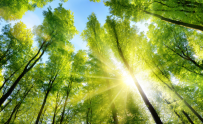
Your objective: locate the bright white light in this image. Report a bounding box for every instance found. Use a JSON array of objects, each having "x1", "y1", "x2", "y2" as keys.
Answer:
[
  {"x1": 122, "y1": 71, "x2": 136, "y2": 89},
  {"x1": 111, "y1": 56, "x2": 136, "y2": 89}
]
